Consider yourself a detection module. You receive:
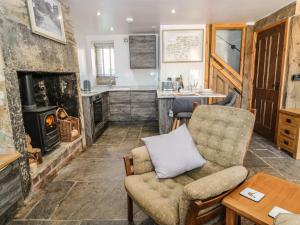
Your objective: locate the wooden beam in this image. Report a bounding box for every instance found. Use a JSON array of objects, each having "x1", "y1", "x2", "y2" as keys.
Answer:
[
  {"x1": 241, "y1": 25, "x2": 255, "y2": 110},
  {"x1": 204, "y1": 24, "x2": 211, "y2": 89},
  {"x1": 296, "y1": 0, "x2": 300, "y2": 15},
  {"x1": 285, "y1": 15, "x2": 300, "y2": 108}
]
